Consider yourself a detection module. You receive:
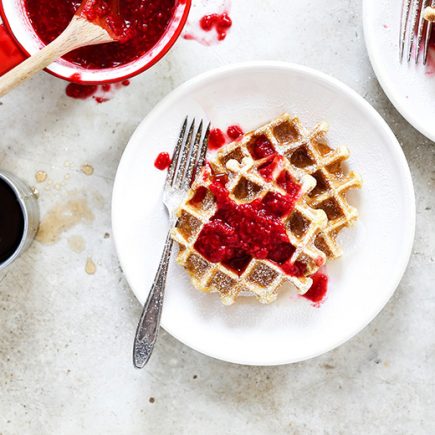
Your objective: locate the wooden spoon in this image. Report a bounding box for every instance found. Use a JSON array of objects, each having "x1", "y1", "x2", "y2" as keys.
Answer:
[{"x1": 0, "y1": 0, "x2": 119, "y2": 97}]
